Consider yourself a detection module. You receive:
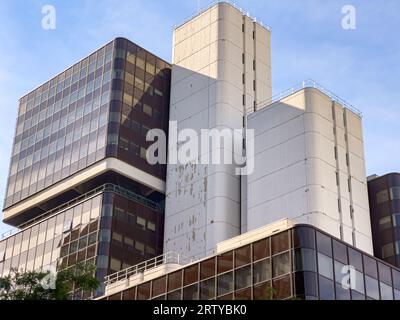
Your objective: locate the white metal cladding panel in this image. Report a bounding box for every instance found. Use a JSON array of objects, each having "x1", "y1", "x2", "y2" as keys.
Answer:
[
  {"x1": 340, "y1": 196, "x2": 353, "y2": 226},
  {"x1": 248, "y1": 187, "x2": 308, "y2": 230},
  {"x1": 347, "y1": 133, "x2": 365, "y2": 159},
  {"x1": 251, "y1": 113, "x2": 305, "y2": 156},
  {"x1": 241, "y1": 175, "x2": 248, "y2": 233},
  {"x1": 349, "y1": 152, "x2": 367, "y2": 182},
  {"x1": 305, "y1": 157, "x2": 337, "y2": 193},
  {"x1": 305, "y1": 131, "x2": 336, "y2": 168},
  {"x1": 345, "y1": 109, "x2": 363, "y2": 140},
  {"x1": 210, "y1": 40, "x2": 243, "y2": 71},
  {"x1": 293, "y1": 212, "x2": 342, "y2": 240},
  {"x1": 342, "y1": 224, "x2": 354, "y2": 244},
  {"x1": 208, "y1": 81, "x2": 244, "y2": 112},
  {"x1": 164, "y1": 203, "x2": 207, "y2": 244},
  {"x1": 337, "y1": 144, "x2": 348, "y2": 173},
  {"x1": 165, "y1": 225, "x2": 208, "y2": 259},
  {"x1": 305, "y1": 88, "x2": 333, "y2": 121},
  {"x1": 217, "y1": 59, "x2": 243, "y2": 89},
  {"x1": 339, "y1": 171, "x2": 351, "y2": 201},
  {"x1": 248, "y1": 134, "x2": 307, "y2": 183},
  {"x1": 305, "y1": 184, "x2": 341, "y2": 223},
  {"x1": 335, "y1": 126, "x2": 347, "y2": 149},
  {"x1": 355, "y1": 230, "x2": 373, "y2": 255},
  {"x1": 351, "y1": 179, "x2": 370, "y2": 211},
  {"x1": 303, "y1": 112, "x2": 335, "y2": 142},
  {"x1": 249, "y1": 97, "x2": 305, "y2": 135},
  {"x1": 353, "y1": 204, "x2": 373, "y2": 236},
  {"x1": 171, "y1": 68, "x2": 211, "y2": 105},
  {"x1": 333, "y1": 103, "x2": 345, "y2": 128},
  {"x1": 248, "y1": 160, "x2": 306, "y2": 209}
]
